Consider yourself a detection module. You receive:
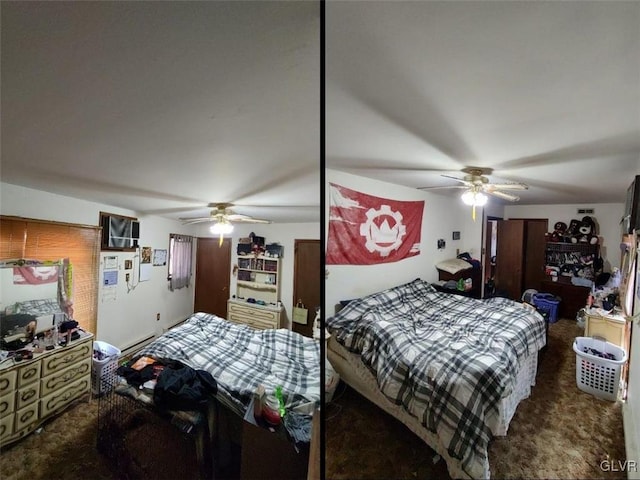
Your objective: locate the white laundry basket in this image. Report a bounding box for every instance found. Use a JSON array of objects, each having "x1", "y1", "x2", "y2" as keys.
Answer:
[
  {"x1": 92, "y1": 340, "x2": 121, "y2": 395},
  {"x1": 573, "y1": 336, "x2": 627, "y2": 401}
]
